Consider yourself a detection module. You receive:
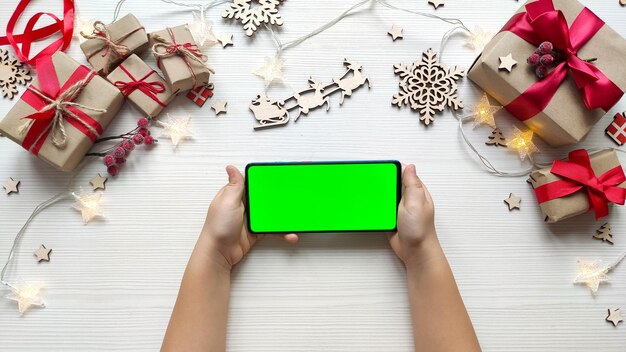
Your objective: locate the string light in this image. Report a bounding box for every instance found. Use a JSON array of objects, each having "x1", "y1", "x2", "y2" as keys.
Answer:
[
  {"x1": 465, "y1": 26, "x2": 493, "y2": 53},
  {"x1": 188, "y1": 9, "x2": 218, "y2": 48},
  {"x1": 507, "y1": 127, "x2": 539, "y2": 161},
  {"x1": 157, "y1": 114, "x2": 193, "y2": 148},
  {"x1": 472, "y1": 93, "x2": 501, "y2": 128},
  {"x1": 5, "y1": 281, "x2": 45, "y2": 314},
  {"x1": 574, "y1": 259, "x2": 610, "y2": 294},
  {"x1": 75, "y1": 16, "x2": 96, "y2": 43},
  {"x1": 72, "y1": 189, "x2": 105, "y2": 224},
  {"x1": 253, "y1": 56, "x2": 285, "y2": 86}
]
